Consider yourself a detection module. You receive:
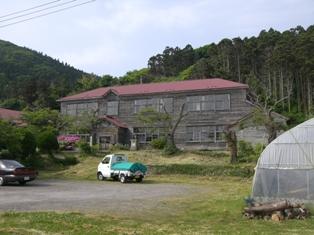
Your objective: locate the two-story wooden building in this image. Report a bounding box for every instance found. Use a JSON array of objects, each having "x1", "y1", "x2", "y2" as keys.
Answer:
[{"x1": 57, "y1": 78, "x2": 269, "y2": 149}]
